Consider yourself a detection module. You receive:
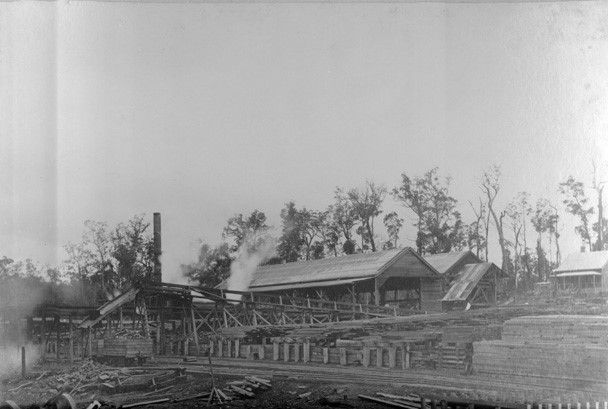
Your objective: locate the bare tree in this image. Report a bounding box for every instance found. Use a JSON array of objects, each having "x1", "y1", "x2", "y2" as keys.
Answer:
[
  {"x1": 547, "y1": 203, "x2": 561, "y2": 265},
  {"x1": 531, "y1": 199, "x2": 554, "y2": 282},
  {"x1": 592, "y1": 161, "x2": 606, "y2": 251},
  {"x1": 468, "y1": 198, "x2": 487, "y2": 260},
  {"x1": 505, "y1": 201, "x2": 523, "y2": 287},
  {"x1": 481, "y1": 166, "x2": 510, "y2": 277}
]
